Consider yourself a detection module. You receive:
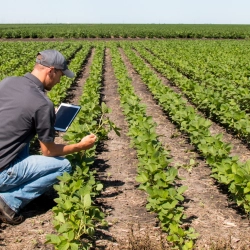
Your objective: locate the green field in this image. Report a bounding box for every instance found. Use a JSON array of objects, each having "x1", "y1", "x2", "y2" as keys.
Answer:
[
  {"x1": 0, "y1": 23, "x2": 250, "y2": 38},
  {"x1": 1, "y1": 34, "x2": 250, "y2": 249}
]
